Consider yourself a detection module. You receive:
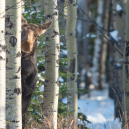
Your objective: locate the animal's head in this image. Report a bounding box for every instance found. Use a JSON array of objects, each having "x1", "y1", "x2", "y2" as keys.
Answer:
[{"x1": 21, "y1": 16, "x2": 52, "y2": 57}]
